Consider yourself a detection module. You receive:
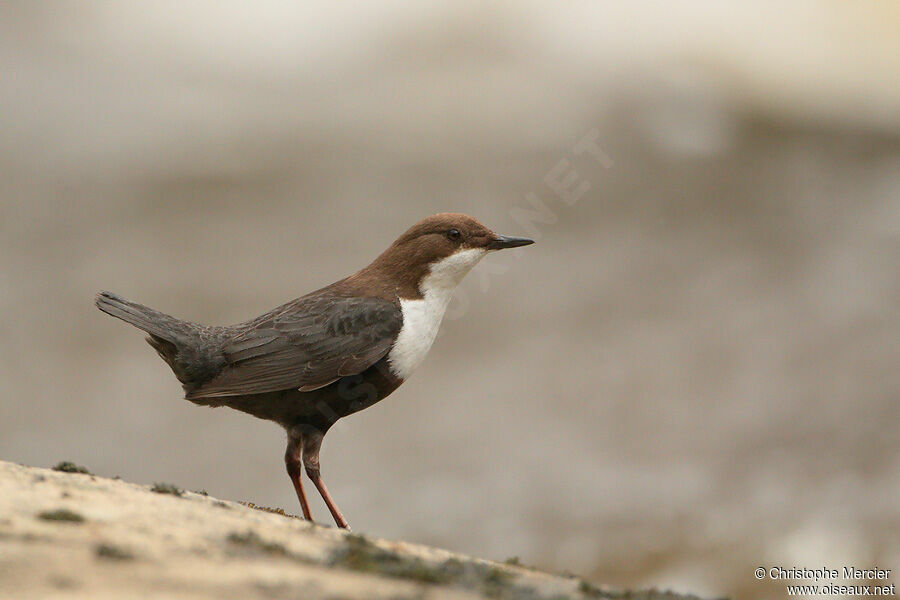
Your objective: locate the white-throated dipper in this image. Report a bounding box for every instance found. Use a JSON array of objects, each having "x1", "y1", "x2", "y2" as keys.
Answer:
[{"x1": 96, "y1": 213, "x2": 533, "y2": 529}]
